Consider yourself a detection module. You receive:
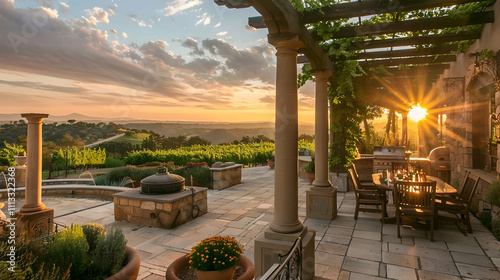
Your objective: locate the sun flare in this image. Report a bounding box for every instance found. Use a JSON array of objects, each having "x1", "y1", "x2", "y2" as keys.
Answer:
[{"x1": 408, "y1": 105, "x2": 428, "y2": 122}]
